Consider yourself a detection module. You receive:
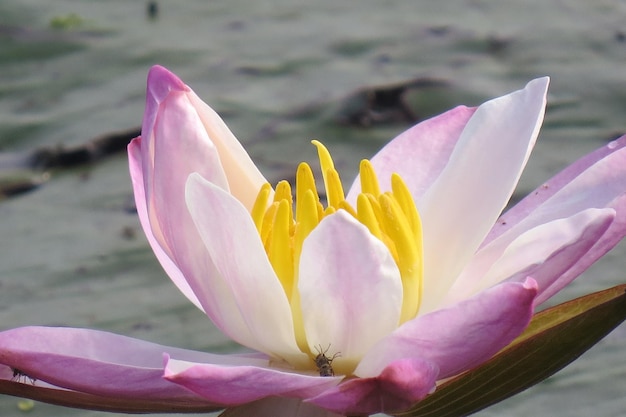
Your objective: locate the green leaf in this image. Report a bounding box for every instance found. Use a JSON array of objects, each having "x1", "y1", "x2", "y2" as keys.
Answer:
[{"x1": 396, "y1": 283, "x2": 626, "y2": 417}]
